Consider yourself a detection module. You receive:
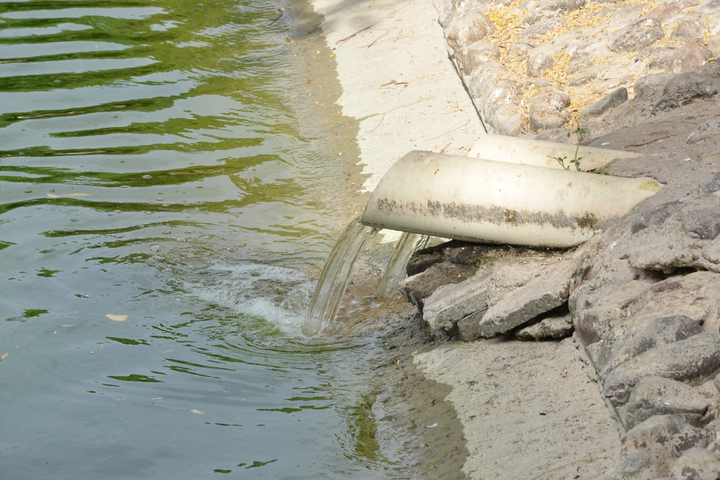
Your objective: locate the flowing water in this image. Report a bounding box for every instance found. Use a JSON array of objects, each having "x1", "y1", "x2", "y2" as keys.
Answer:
[
  {"x1": 0, "y1": 0, "x2": 408, "y2": 478},
  {"x1": 377, "y1": 232, "x2": 430, "y2": 299},
  {"x1": 305, "y1": 218, "x2": 374, "y2": 335}
]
